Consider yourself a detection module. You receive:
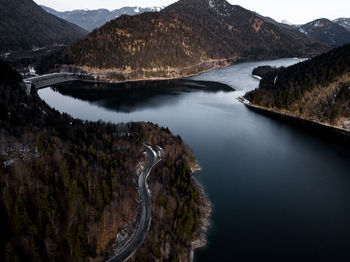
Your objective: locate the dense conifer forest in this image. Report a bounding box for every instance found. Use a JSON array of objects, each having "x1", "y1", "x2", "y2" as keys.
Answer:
[
  {"x1": 245, "y1": 44, "x2": 350, "y2": 127},
  {"x1": 0, "y1": 60, "x2": 205, "y2": 261},
  {"x1": 0, "y1": 0, "x2": 86, "y2": 53}
]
